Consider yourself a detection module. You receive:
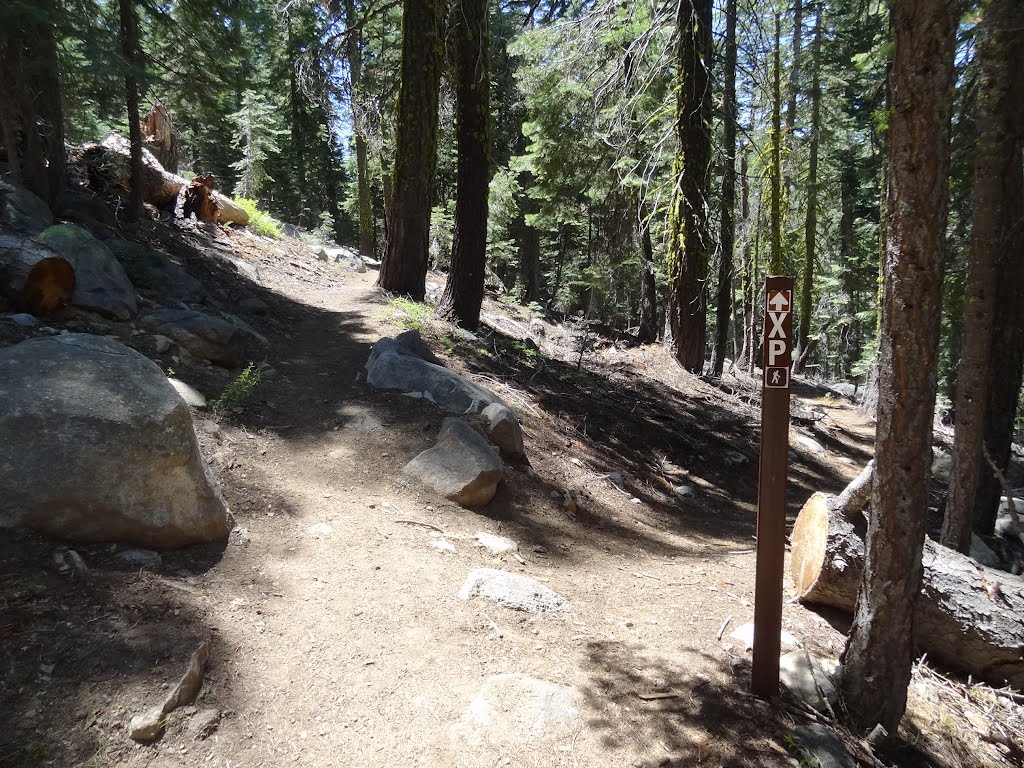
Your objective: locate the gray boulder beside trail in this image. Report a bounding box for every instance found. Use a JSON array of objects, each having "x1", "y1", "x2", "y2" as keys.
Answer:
[
  {"x1": 141, "y1": 308, "x2": 243, "y2": 367},
  {"x1": 35, "y1": 224, "x2": 138, "y2": 319},
  {"x1": 403, "y1": 418, "x2": 504, "y2": 507},
  {"x1": 458, "y1": 568, "x2": 568, "y2": 613},
  {"x1": 480, "y1": 403, "x2": 524, "y2": 460},
  {"x1": 367, "y1": 330, "x2": 505, "y2": 414},
  {"x1": 0, "y1": 180, "x2": 53, "y2": 235},
  {"x1": 0, "y1": 334, "x2": 232, "y2": 548}
]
